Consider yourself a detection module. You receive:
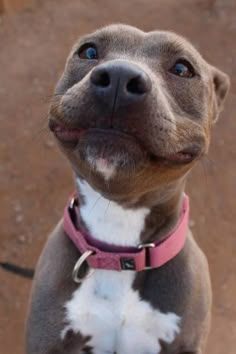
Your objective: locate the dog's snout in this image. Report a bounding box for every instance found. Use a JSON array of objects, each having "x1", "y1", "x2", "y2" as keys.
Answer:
[{"x1": 90, "y1": 61, "x2": 151, "y2": 105}]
